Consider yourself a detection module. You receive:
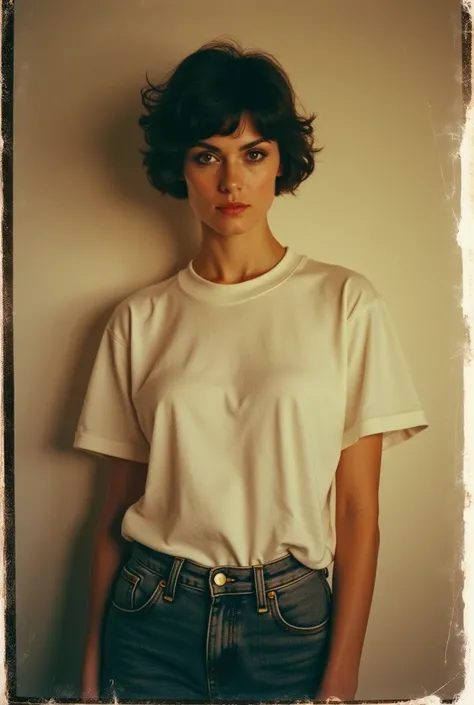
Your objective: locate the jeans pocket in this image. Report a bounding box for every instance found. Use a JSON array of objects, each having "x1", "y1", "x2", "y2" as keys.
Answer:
[
  {"x1": 111, "y1": 557, "x2": 165, "y2": 614},
  {"x1": 268, "y1": 570, "x2": 331, "y2": 635}
]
